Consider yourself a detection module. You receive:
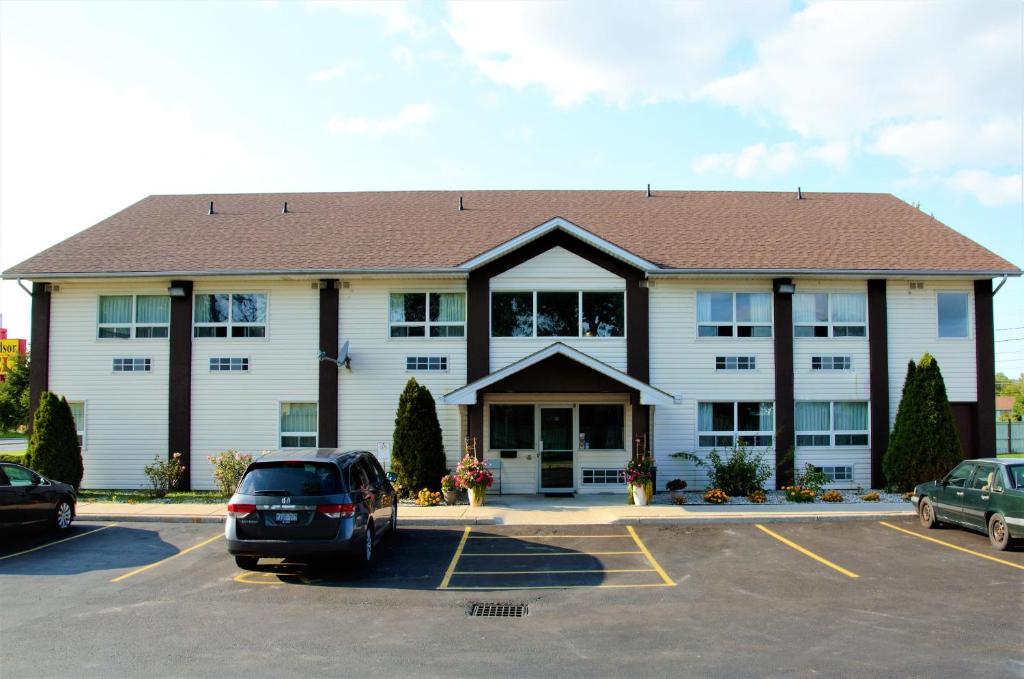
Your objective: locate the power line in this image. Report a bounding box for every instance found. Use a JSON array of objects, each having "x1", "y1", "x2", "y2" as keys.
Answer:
[
  {"x1": 996, "y1": 337, "x2": 1024, "y2": 343},
  {"x1": 996, "y1": 326, "x2": 1024, "y2": 331}
]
